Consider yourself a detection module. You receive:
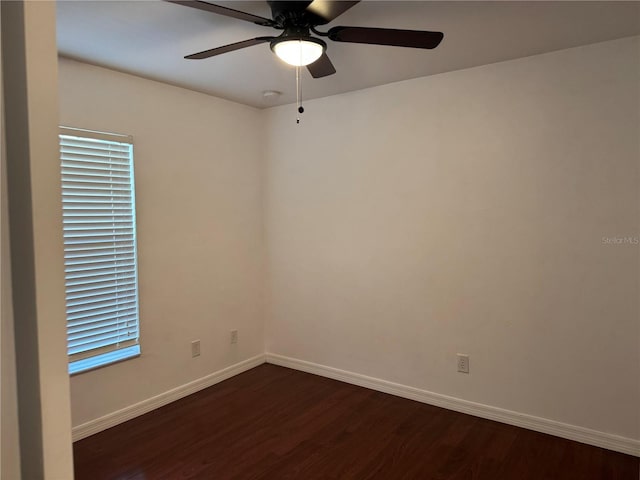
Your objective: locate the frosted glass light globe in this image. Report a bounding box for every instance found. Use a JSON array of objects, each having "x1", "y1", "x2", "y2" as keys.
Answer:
[{"x1": 272, "y1": 39, "x2": 324, "y2": 67}]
